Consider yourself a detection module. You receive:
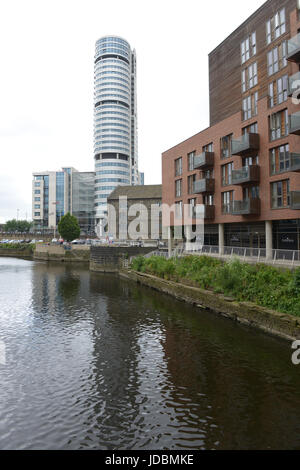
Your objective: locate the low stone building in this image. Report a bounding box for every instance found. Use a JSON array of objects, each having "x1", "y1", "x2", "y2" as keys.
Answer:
[{"x1": 107, "y1": 185, "x2": 162, "y2": 241}]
